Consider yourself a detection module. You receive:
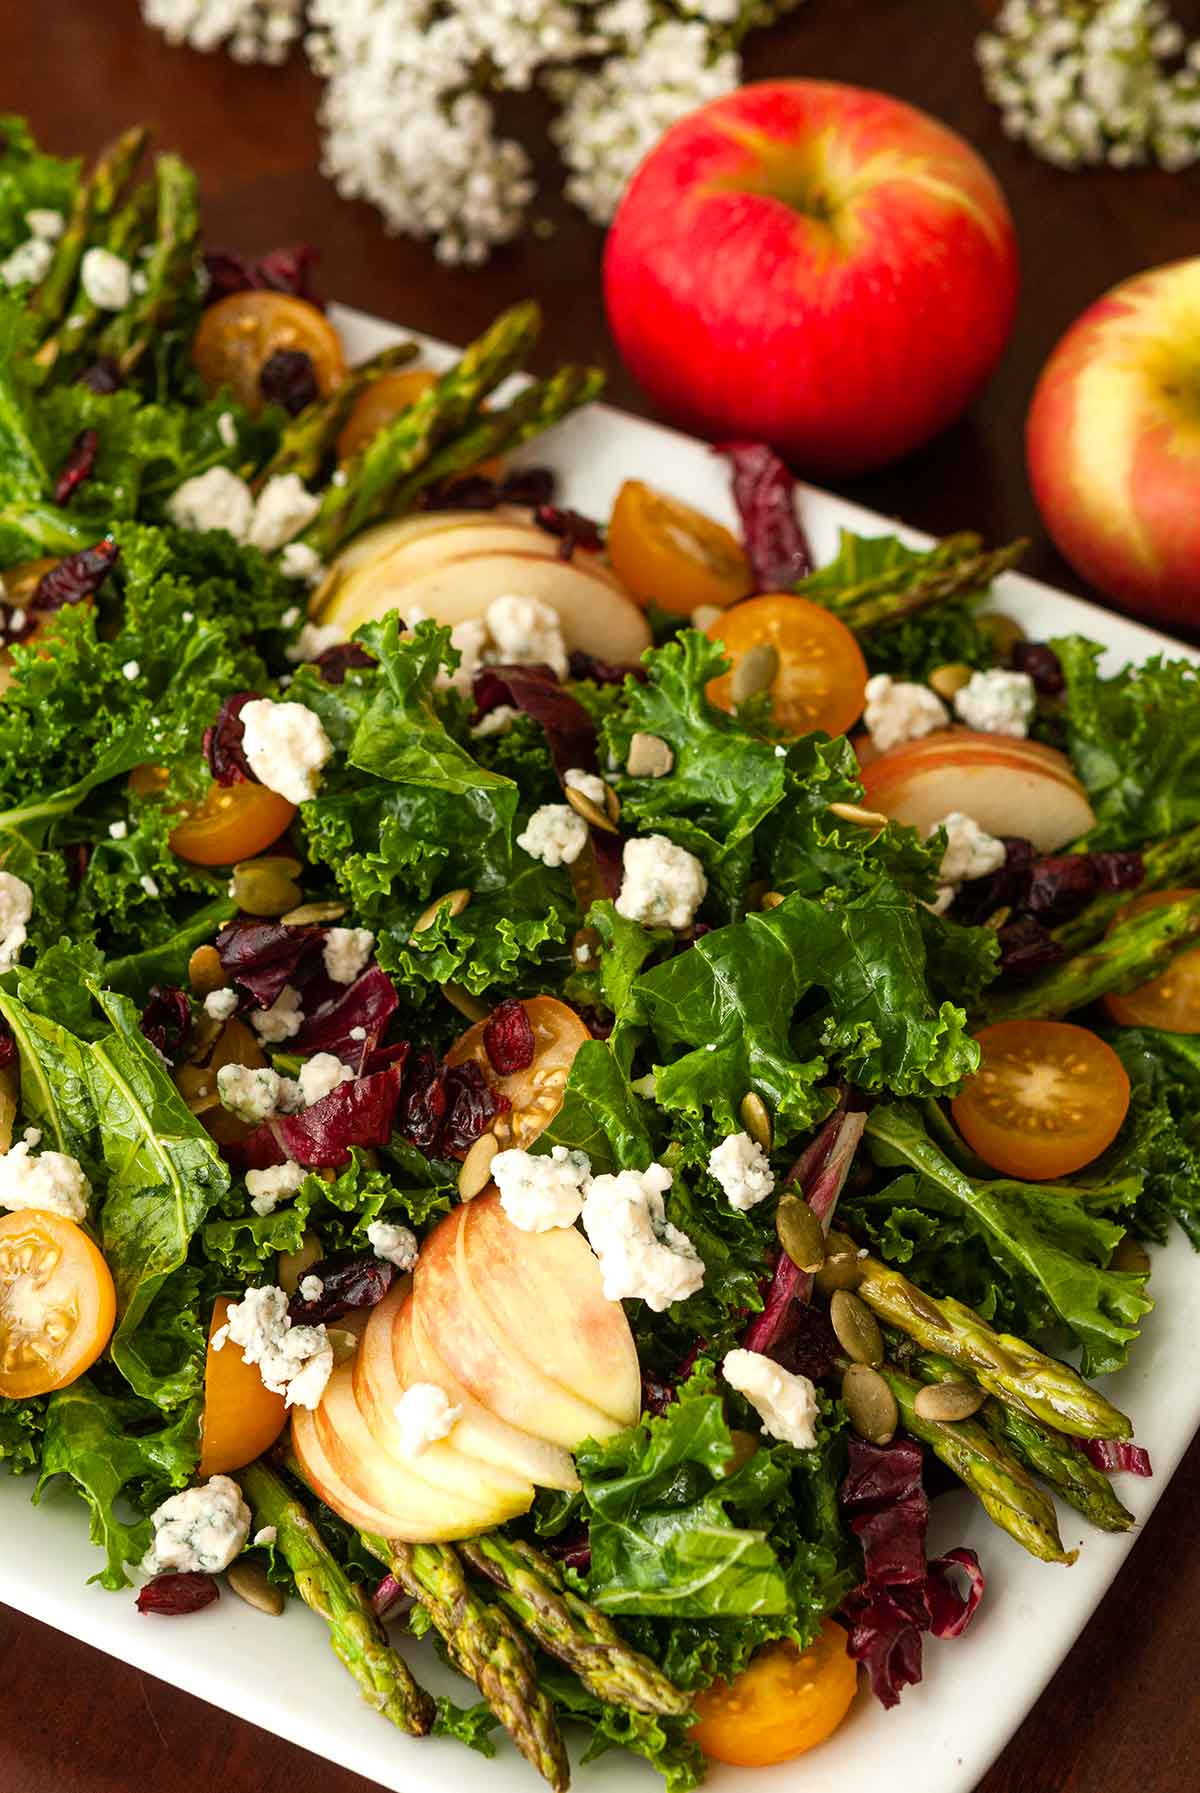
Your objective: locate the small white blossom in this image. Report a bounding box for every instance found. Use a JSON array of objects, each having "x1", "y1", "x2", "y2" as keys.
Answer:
[{"x1": 140, "y1": 0, "x2": 305, "y2": 65}]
